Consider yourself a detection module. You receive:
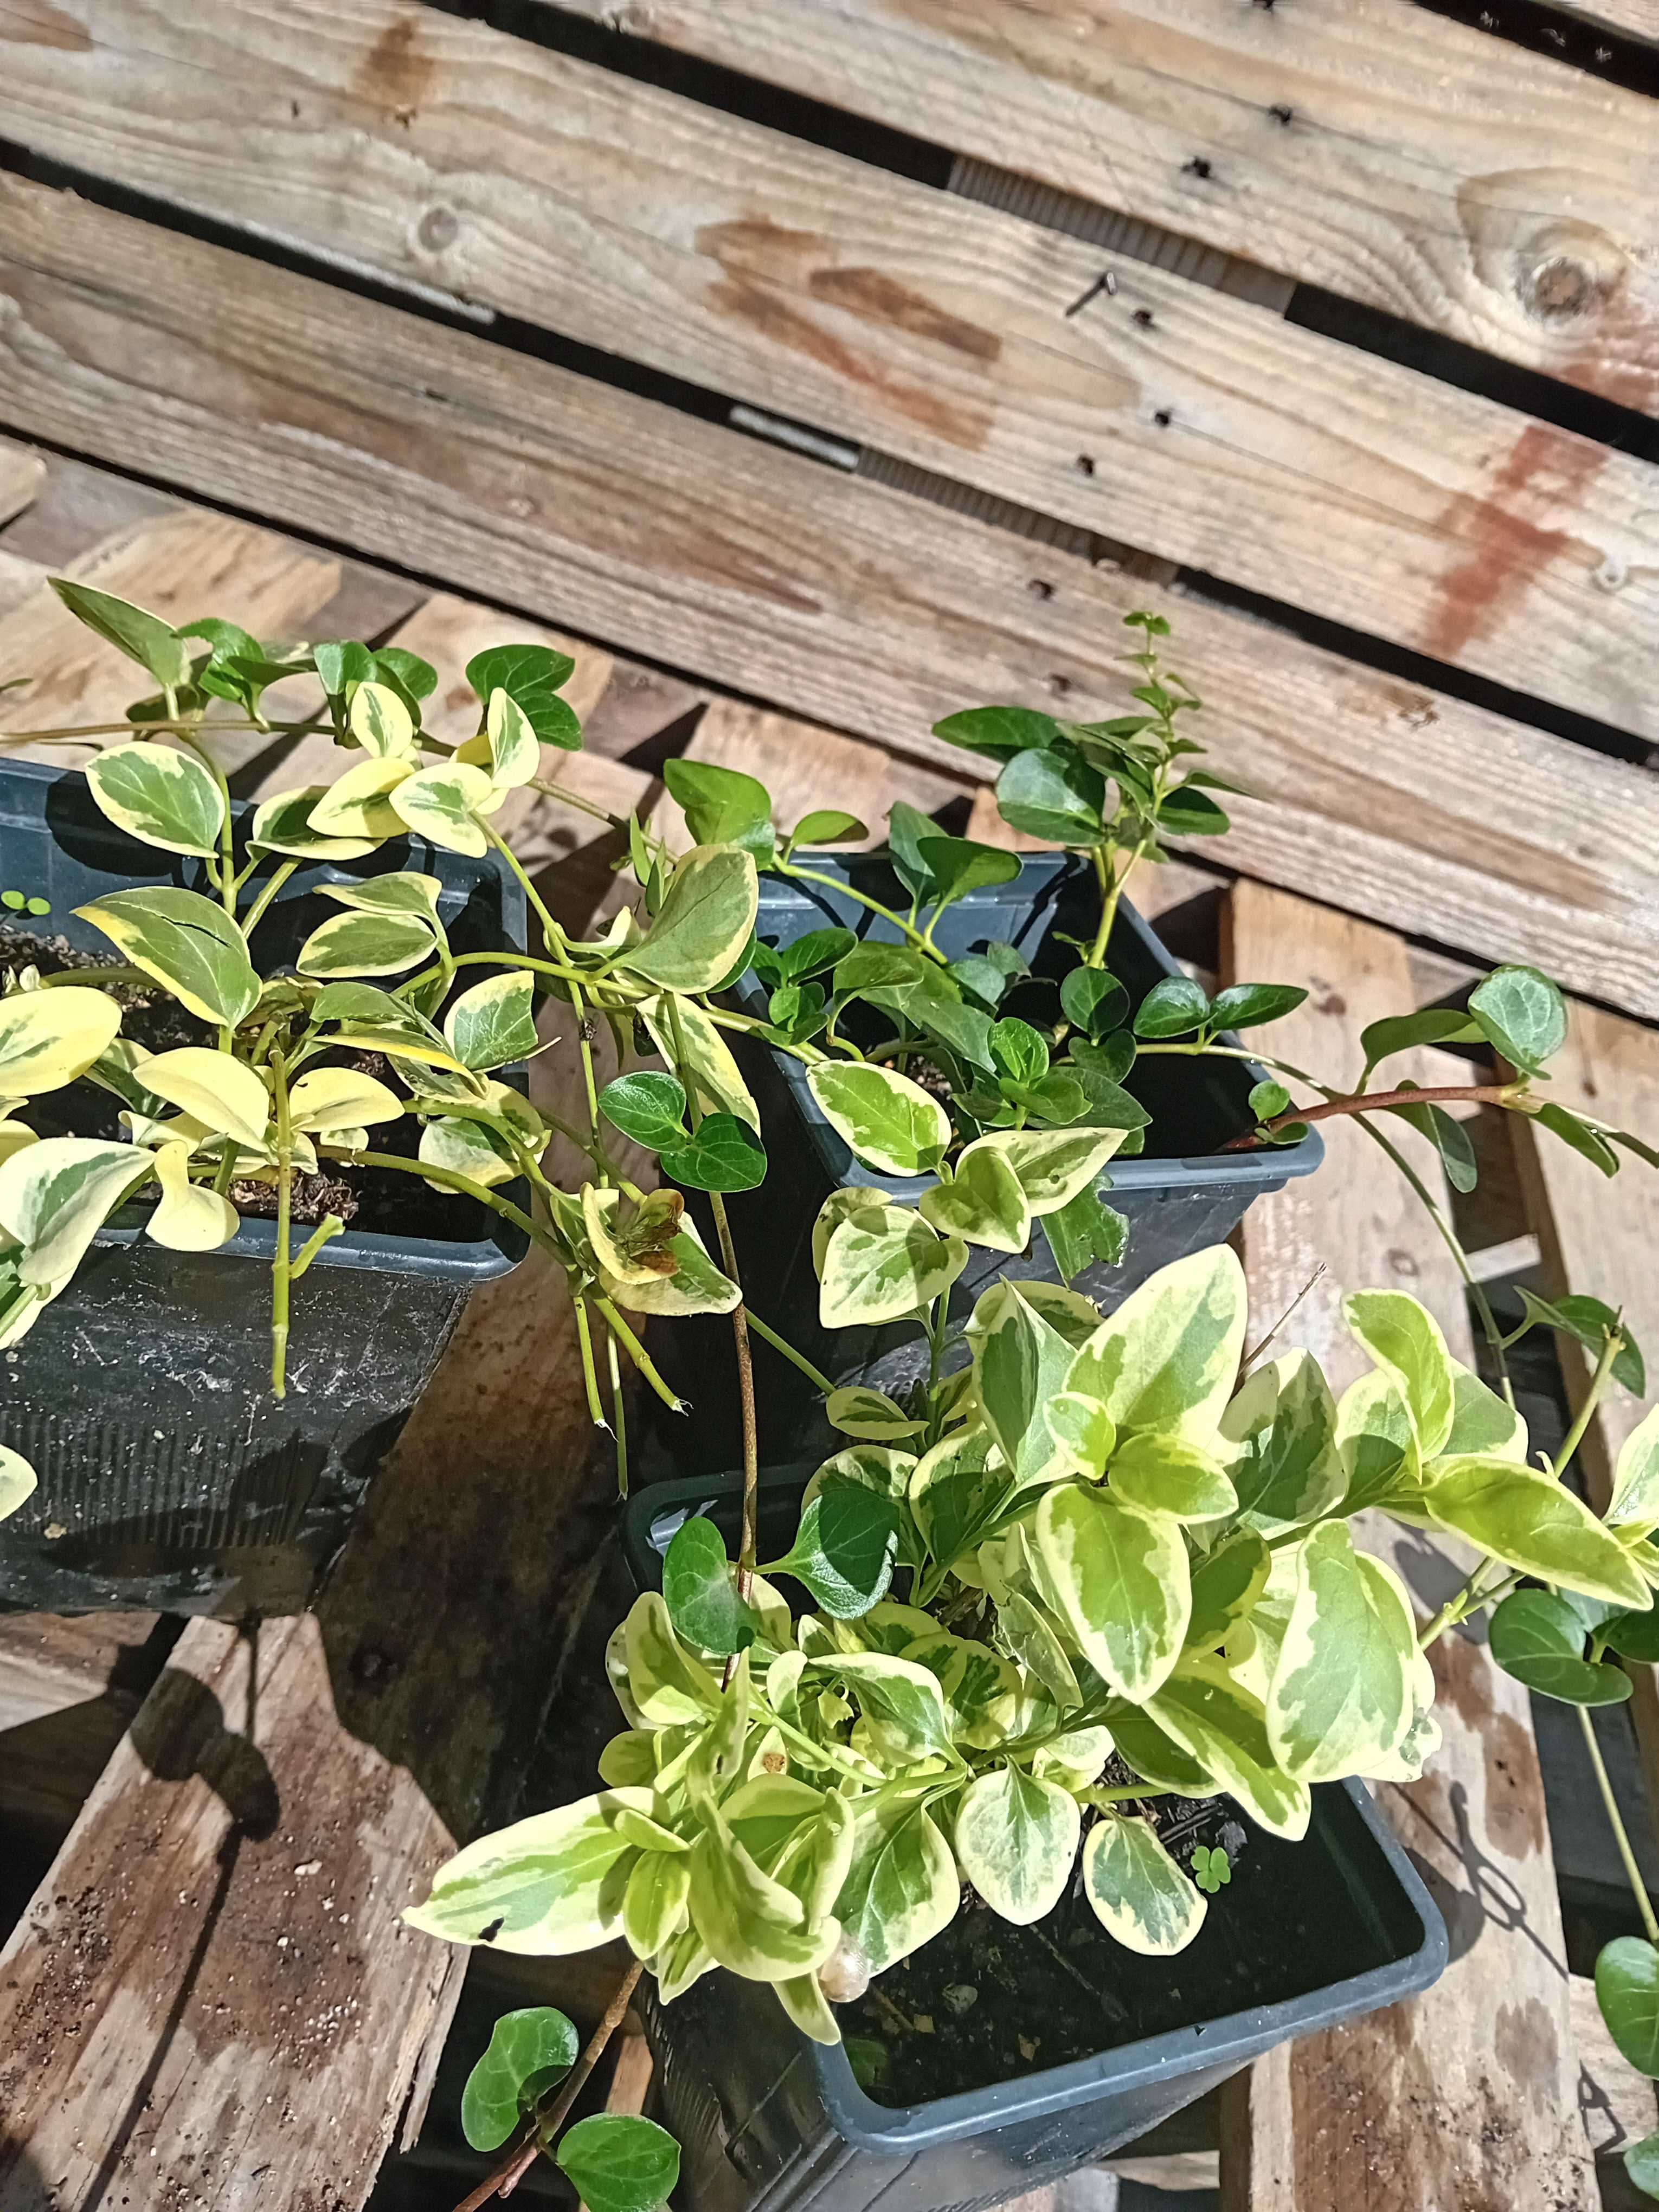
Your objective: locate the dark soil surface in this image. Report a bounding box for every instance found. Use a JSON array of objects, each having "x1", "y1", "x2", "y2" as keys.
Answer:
[
  {"x1": 840, "y1": 1761, "x2": 1384, "y2": 2109},
  {"x1": 1, "y1": 929, "x2": 490, "y2": 1242}
]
